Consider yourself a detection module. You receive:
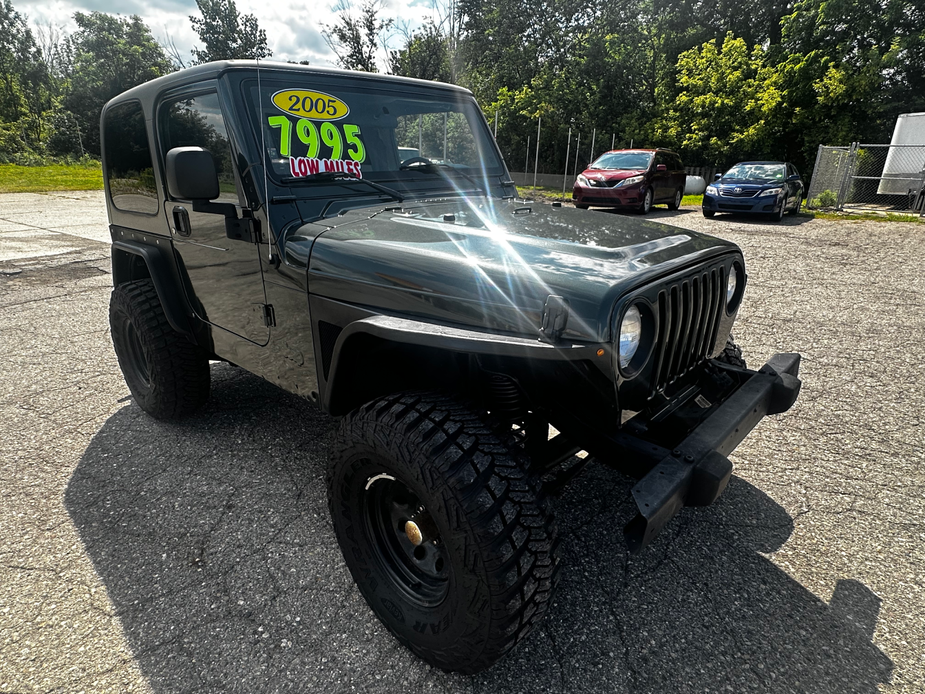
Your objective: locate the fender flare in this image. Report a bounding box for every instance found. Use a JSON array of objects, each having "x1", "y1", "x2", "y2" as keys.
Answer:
[
  {"x1": 111, "y1": 239, "x2": 195, "y2": 338},
  {"x1": 322, "y1": 314, "x2": 605, "y2": 415}
]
